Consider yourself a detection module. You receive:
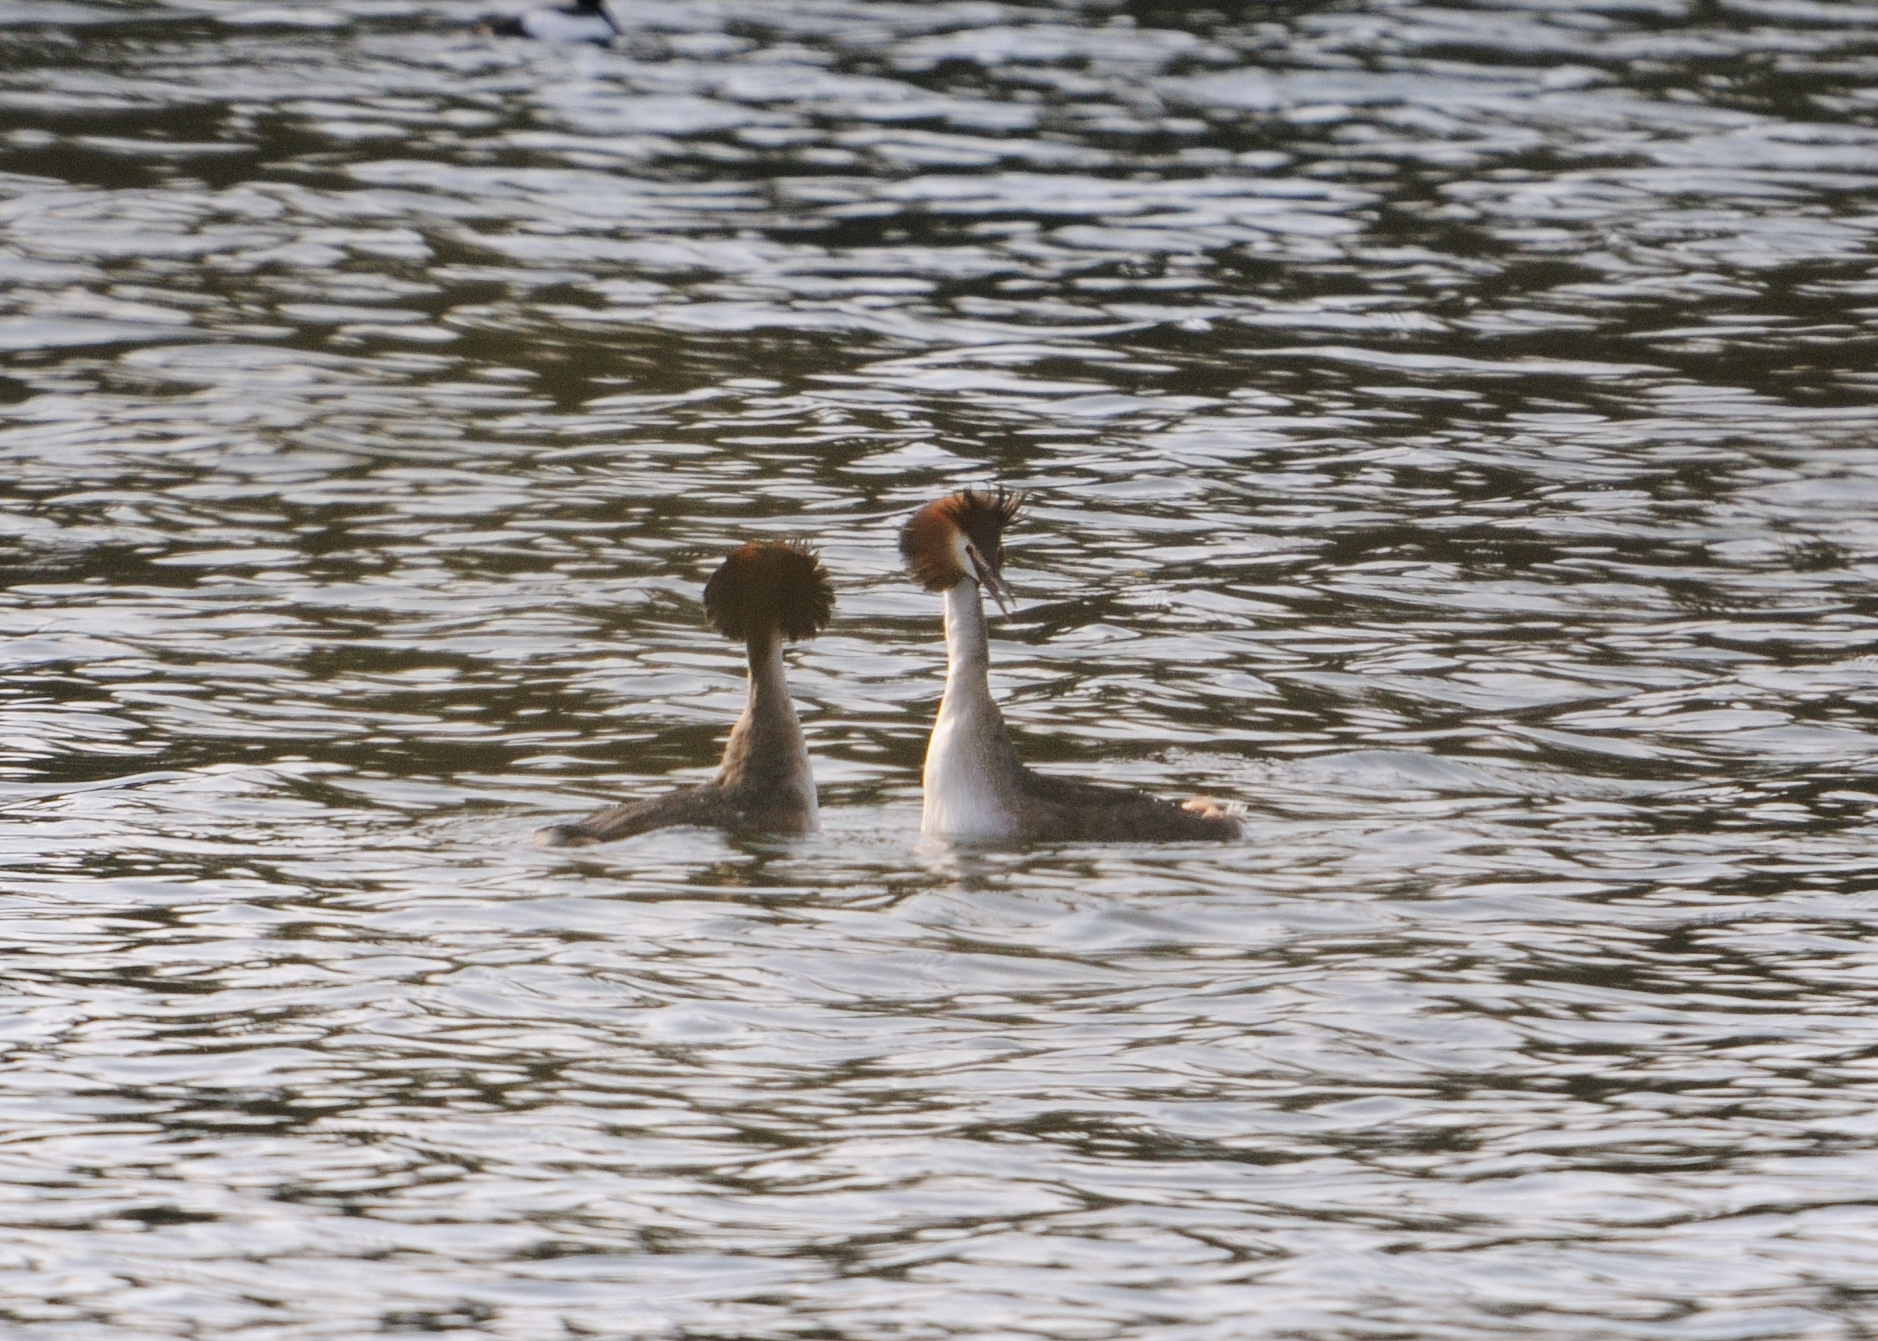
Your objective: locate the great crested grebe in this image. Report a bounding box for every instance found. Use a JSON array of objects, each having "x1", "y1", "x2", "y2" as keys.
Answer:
[
  {"x1": 901, "y1": 489, "x2": 1239, "y2": 843},
  {"x1": 537, "y1": 540, "x2": 833, "y2": 846},
  {"x1": 481, "y1": 0, "x2": 619, "y2": 42}
]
